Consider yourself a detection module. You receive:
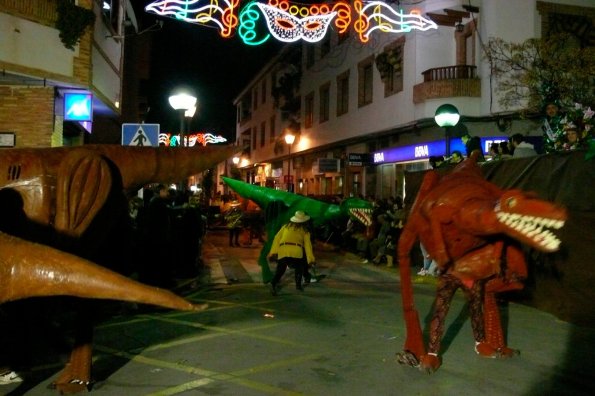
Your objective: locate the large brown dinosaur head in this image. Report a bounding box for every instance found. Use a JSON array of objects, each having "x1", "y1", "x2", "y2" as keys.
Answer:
[{"x1": 494, "y1": 189, "x2": 566, "y2": 252}]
